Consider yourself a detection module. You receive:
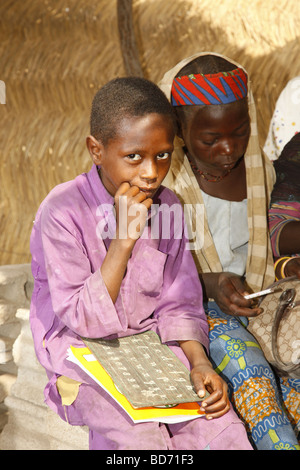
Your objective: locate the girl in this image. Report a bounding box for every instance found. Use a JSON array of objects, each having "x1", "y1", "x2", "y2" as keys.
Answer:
[
  {"x1": 159, "y1": 52, "x2": 300, "y2": 450},
  {"x1": 269, "y1": 133, "x2": 300, "y2": 277}
]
